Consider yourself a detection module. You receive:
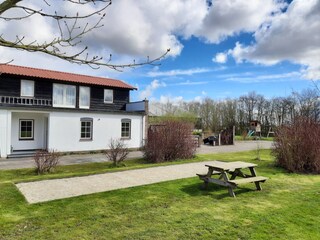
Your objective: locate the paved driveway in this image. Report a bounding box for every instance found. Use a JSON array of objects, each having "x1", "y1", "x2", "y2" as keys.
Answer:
[
  {"x1": 0, "y1": 141, "x2": 273, "y2": 170},
  {"x1": 198, "y1": 141, "x2": 273, "y2": 154}
]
